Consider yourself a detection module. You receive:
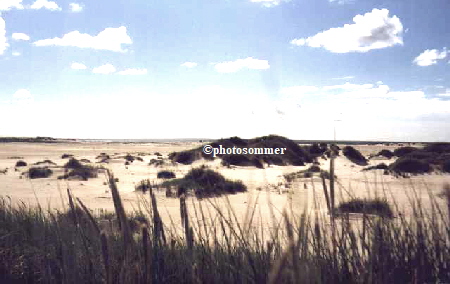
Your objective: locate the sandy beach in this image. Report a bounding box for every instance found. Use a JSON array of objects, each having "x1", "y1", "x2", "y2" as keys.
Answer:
[{"x1": 1, "y1": 141, "x2": 449, "y2": 229}]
